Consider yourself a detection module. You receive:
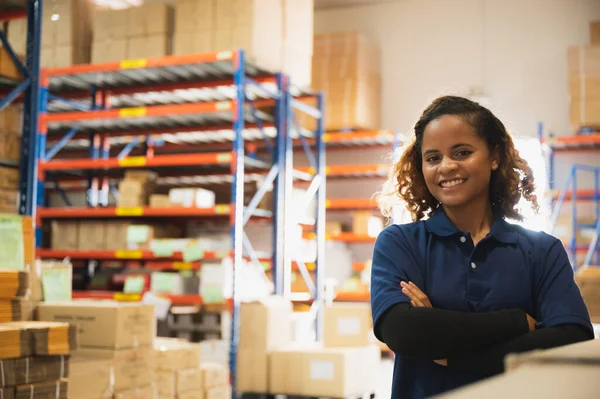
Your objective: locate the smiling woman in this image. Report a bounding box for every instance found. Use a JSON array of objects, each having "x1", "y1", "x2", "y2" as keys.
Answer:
[{"x1": 370, "y1": 96, "x2": 593, "y2": 399}]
